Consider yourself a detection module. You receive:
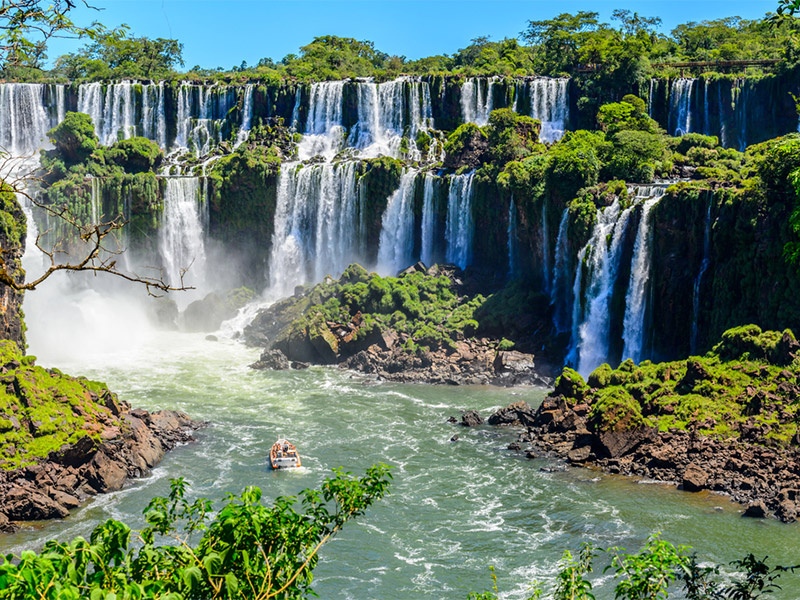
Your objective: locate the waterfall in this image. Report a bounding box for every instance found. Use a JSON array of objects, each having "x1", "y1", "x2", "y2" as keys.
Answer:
[
  {"x1": 670, "y1": 78, "x2": 694, "y2": 136},
  {"x1": 735, "y1": 78, "x2": 748, "y2": 151},
  {"x1": 268, "y1": 161, "x2": 360, "y2": 297},
  {"x1": 691, "y1": 197, "x2": 713, "y2": 353},
  {"x1": 620, "y1": 185, "x2": 666, "y2": 363},
  {"x1": 298, "y1": 81, "x2": 346, "y2": 160},
  {"x1": 567, "y1": 245, "x2": 588, "y2": 366},
  {"x1": 77, "y1": 81, "x2": 137, "y2": 145},
  {"x1": 377, "y1": 170, "x2": 417, "y2": 275},
  {"x1": 718, "y1": 84, "x2": 728, "y2": 148},
  {"x1": 528, "y1": 78, "x2": 569, "y2": 142},
  {"x1": 445, "y1": 172, "x2": 475, "y2": 269},
  {"x1": 347, "y1": 77, "x2": 435, "y2": 160},
  {"x1": 173, "y1": 83, "x2": 238, "y2": 156},
  {"x1": 508, "y1": 196, "x2": 518, "y2": 278},
  {"x1": 420, "y1": 173, "x2": 436, "y2": 266},
  {"x1": 159, "y1": 177, "x2": 207, "y2": 292},
  {"x1": 574, "y1": 199, "x2": 633, "y2": 376},
  {"x1": 235, "y1": 84, "x2": 255, "y2": 147},
  {"x1": 702, "y1": 79, "x2": 711, "y2": 136},
  {"x1": 648, "y1": 79, "x2": 655, "y2": 117},
  {"x1": 0, "y1": 83, "x2": 53, "y2": 157},
  {"x1": 142, "y1": 82, "x2": 167, "y2": 149},
  {"x1": 90, "y1": 177, "x2": 101, "y2": 225},
  {"x1": 551, "y1": 207, "x2": 570, "y2": 332},
  {"x1": 460, "y1": 77, "x2": 496, "y2": 126}
]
